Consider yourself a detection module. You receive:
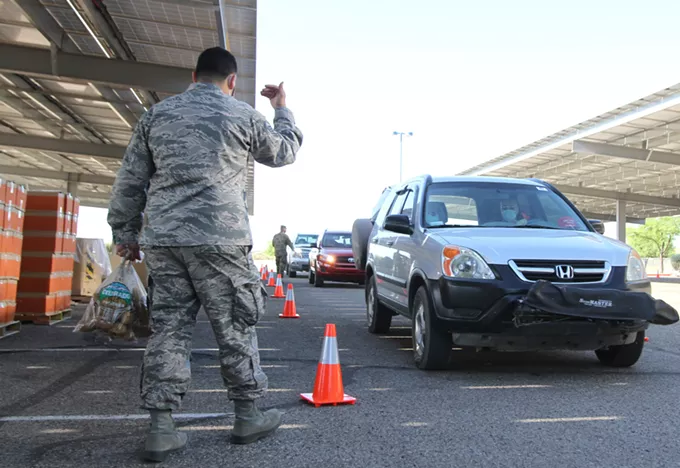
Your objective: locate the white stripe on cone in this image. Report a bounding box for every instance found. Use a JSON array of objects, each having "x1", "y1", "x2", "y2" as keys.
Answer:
[{"x1": 319, "y1": 336, "x2": 340, "y2": 365}]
